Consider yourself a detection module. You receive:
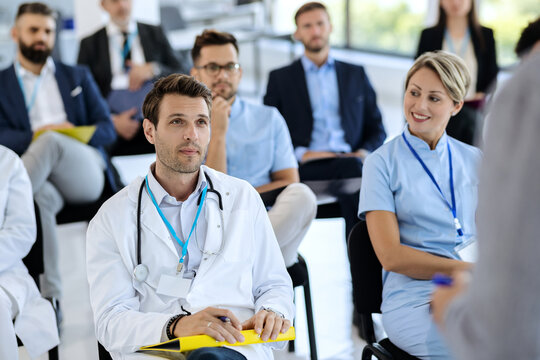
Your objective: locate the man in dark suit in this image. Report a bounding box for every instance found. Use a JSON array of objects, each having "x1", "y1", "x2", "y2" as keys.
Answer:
[
  {"x1": 264, "y1": 2, "x2": 386, "y2": 237},
  {"x1": 78, "y1": 0, "x2": 183, "y2": 155},
  {"x1": 0, "y1": 2, "x2": 116, "y2": 315}
]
